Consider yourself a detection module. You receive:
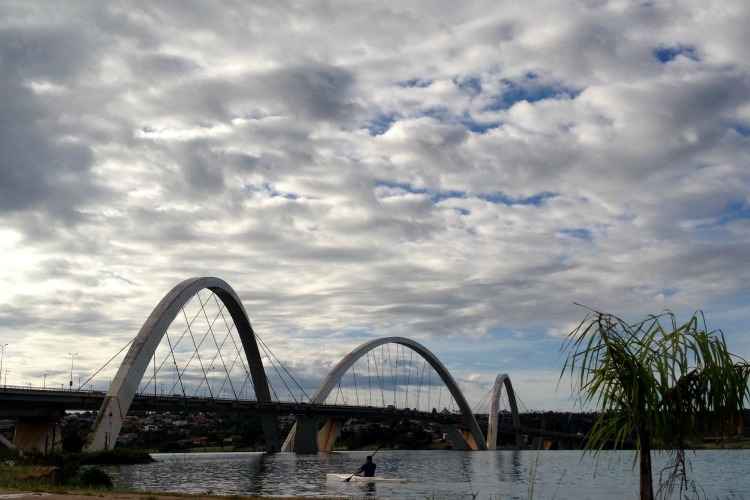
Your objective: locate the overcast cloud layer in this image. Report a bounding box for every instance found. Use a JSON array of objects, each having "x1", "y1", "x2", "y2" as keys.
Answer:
[{"x1": 1, "y1": 1, "x2": 749, "y2": 409}]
